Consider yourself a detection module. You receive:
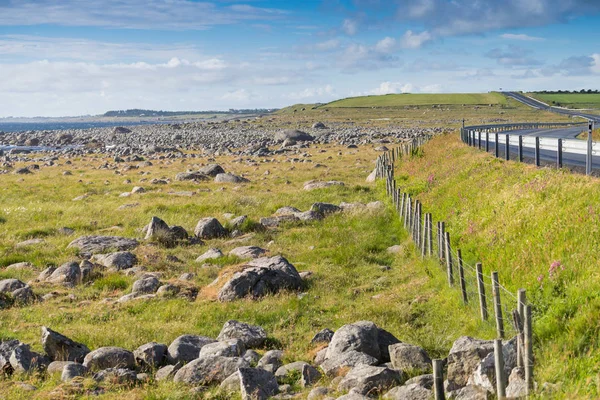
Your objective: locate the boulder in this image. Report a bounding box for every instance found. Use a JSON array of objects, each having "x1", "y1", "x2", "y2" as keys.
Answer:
[
  {"x1": 61, "y1": 363, "x2": 89, "y2": 381},
  {"x1": 312, "y1": 122, "x2": 327, "y2": 129},
  {"x1": 214, "y1": 173, "x2": 250, "y2": 183},
  {"x1": 175, "y1": 172, "x2": 209, "y2": 181},
  {"x1": 275, "y1": 206, "x2": 301, "y2": 216},
  {"x1": 220, "y1": 371, "x2": 241, "y2": 392},
  {"x1": 198, "y1": 339, "x2": 246, "y2": 358},
  {"x1": 194, "y1": 217, "x2": 228, "y2": 239},
  {"x1": 47, "y1": 361, "x2": 75, "y2": 374},
  {"x1": 366, "y1": 169, "x2": 377, "y2": 183},
  {"x1": 155, "y1": 363, "x2": 181, "y2": 381},
  {"x1": 239, "y1": 367, "x2": 279, "y2": 400},
  {"x1": 389, "y1": 343, "x2": 431, "y2": 373},
  {"x1": 303, "y1": 181, "x2": 345, "y2": 191},
  {"x1": 41, "y1": 326, "x2": 90, "y2": 362},
  {"x1": 505, "y1": 367, "x2": 527, "y2": 398},
  {"x1": 301, "y1": 363, "x2": 322, "y2": 387},
  {"x1": 326, "y1": 321, "x2": 381, "y2": 361},
  {"x1": 259, "y1": 215, "x2": 299, "y2": 228},
  {"x1": 167, "y1": 335, "x2": 216, "y2": 364},
  {"x1": 198, "y1": 164, "x2": 226, "y2": 177},
  {"x1": 468, "y1": 337, "x2": 517, "y2": 393},
  {"x1": 294, "y1": 210, "x2": 324, "y2": 221},
  {"x1": 9, "y1": 343, "x2": 49, "y2": 373},
  {"x1": 377, "y1": 328, "x2": 401, "y2": 363},
  {"x1": 134, "y1": 342, "x2": 167, "y2": 369},
  {"x1": 229, "y1": 246, "x2": 267, "y2": 259},
  {"x1": 67, "y1": 236, "x2": 139, "y2": 254},
  {"x1": 310, "y1": 202, "x2": 341, "y2": 215},
  {"x1": 0, "y1": 279, "x2": 27, "y2": 293},
  {"x1": 132, "y1": 276, "x2": 160, "y2": 294},
  {"x1": 448, "y1": 385, "x2": 490, "y2": 399},
  {"x1": 217, "y1": 320, "x2": 267, "y2": 348},
  {"x1": 144, "y1": 216, "x2": 171, "y2": 240},
  {"x1": 311, "y1": 329, "x2": 335, "y2": 345},
  {"x1": 83, "y1": 347, "x2": 135, "y2": 371},
  {"x1": 338, "y1": 365, "x2": 402, "y2": 396},
  {"x1": 257, "y1": 350, "x2": 284, "y2": 373},
  {"x1": 91, "y1": 251, "x2": 137, "y2": 271},
  {"x1": 47, "y1": 262, "x2": 82, "y2": 286},
  {"x1": 217, "y1": 256, "x2": 303, "y2": 302},
  {"x1": 93, "y1": 367, "x2": 137, "y2": 384},
  {"x1": 173, "y1": 356, "x2": 249, "y2": 385},
  {"x1": 446, "y1": 337, "x2": 494, "y2": 392},
  {"x1": 320, "y1": 350, "x2": 379, "y2": 377},
  {"x1": 196, "y1": 248, "x2": 224, "y2": 263},
  {"x1": 383, "y1": 383, "x2": 432, "y2": 399},
  {"x1": 11, "y1": 286, "x2": 35, "y2": 305},
  {"x1": 274, "y1": 129, "x2": 314, "y2": 142}
]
